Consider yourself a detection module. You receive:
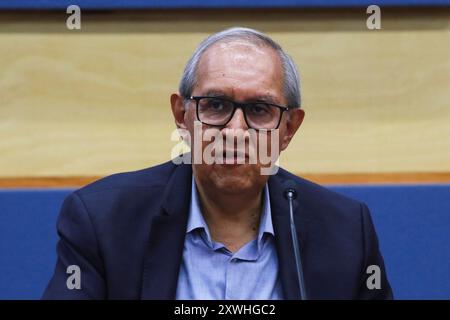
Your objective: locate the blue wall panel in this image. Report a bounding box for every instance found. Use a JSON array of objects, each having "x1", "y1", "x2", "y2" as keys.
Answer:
[
  {"x1": 0, "y1": 190, "x2": 70, "y2": 300},
  {"x1": 331, "y1": 184, "x2": 450, "y2": 300},
  {"x1": 1, "y1": 0, "x2": 449, "y2": 10}
]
